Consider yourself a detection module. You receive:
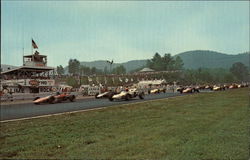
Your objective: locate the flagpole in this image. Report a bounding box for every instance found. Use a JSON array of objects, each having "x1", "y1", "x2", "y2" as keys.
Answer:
[
  {"x1": 22, "y1": 27, "x2": 24, "y2": 66},
  {"x1": 22, "y1": 35, "x2": 24, "y2": 65}
]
